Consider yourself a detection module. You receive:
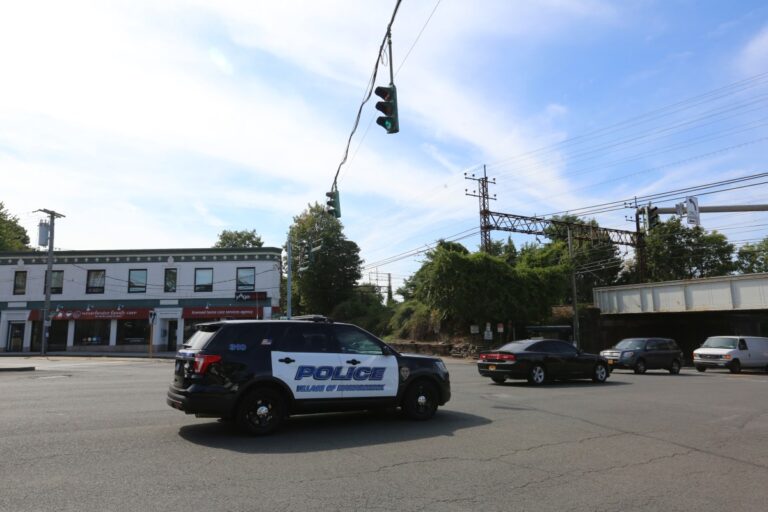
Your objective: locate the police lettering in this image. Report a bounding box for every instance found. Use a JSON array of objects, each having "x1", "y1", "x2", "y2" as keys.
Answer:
[{"x1": 295, "y1": 365, "x2": 385, "y2": 381}]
